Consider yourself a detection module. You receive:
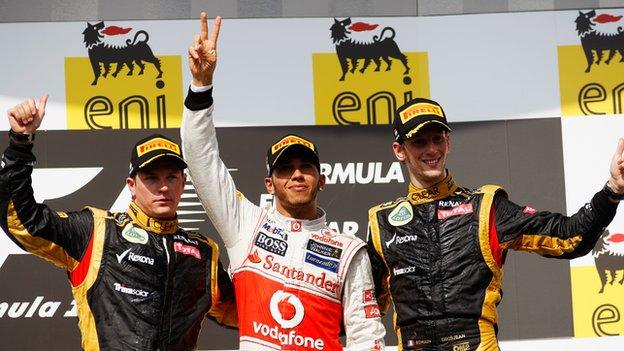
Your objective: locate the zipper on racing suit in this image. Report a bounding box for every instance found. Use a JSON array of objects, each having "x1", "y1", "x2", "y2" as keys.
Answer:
[{"x1": 157, "y1": 236, "x2": 174, "y2": 350}]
